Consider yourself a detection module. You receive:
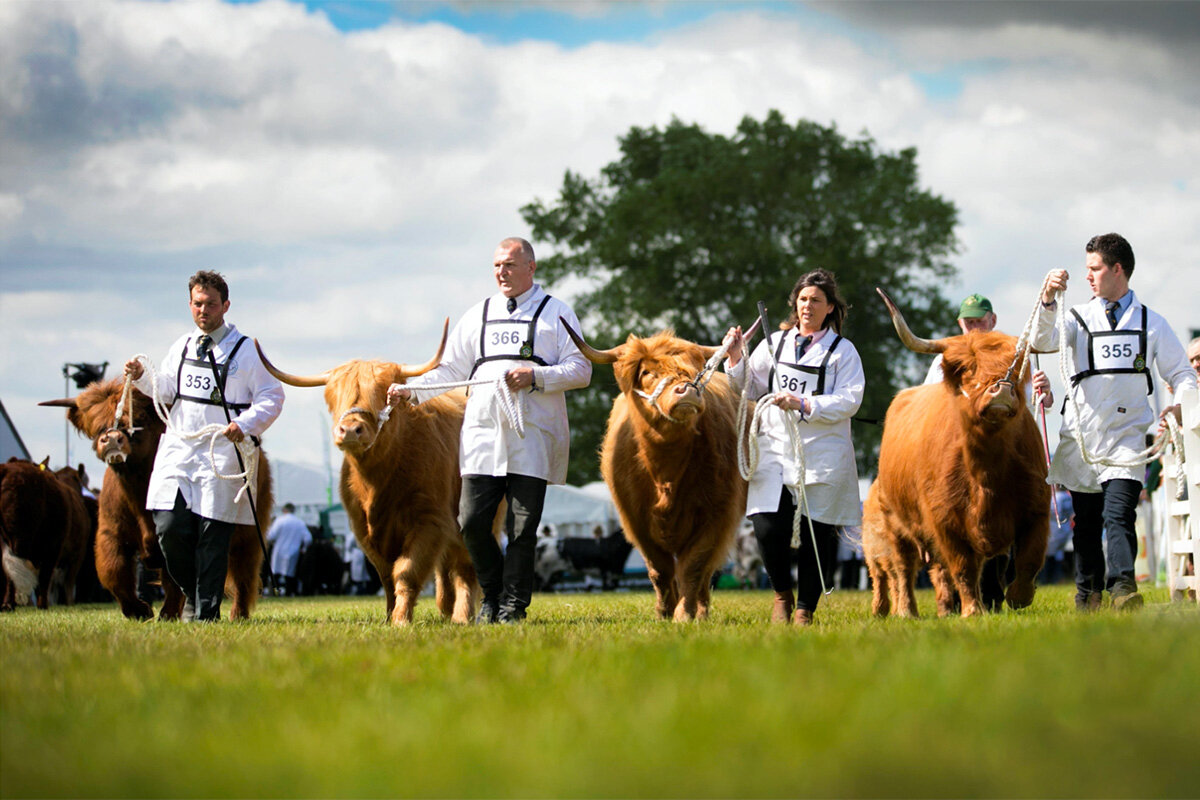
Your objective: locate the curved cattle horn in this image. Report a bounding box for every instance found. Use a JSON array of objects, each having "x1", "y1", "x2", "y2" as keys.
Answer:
[
  {"x1": 696, "y1": 344, "x2": 721, "y2": 359},
  {"x1": 255, "y1": 339, "x2": 331, "y2": 387},
  {"x1": 561, "y1": 317, "x2": 622, "y2": 365},
  {"x1": 396, "y1": 318, "x2": 450, "y2": 379},
  {"x1": 38, "y1": 398, "x2": 78, "y2": 409},
  {"x1": 876, "y1": 287, "x2": 950, "y2": 355}
]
